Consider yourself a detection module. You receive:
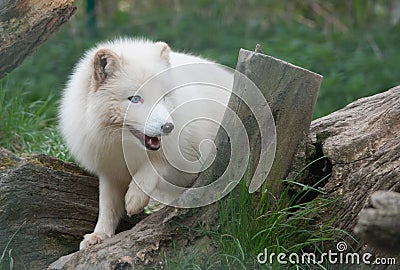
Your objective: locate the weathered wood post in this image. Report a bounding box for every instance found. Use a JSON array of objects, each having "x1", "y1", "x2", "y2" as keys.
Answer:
[{"x1": 216, "y1": 48, "x2": 322, "y2": 195}]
